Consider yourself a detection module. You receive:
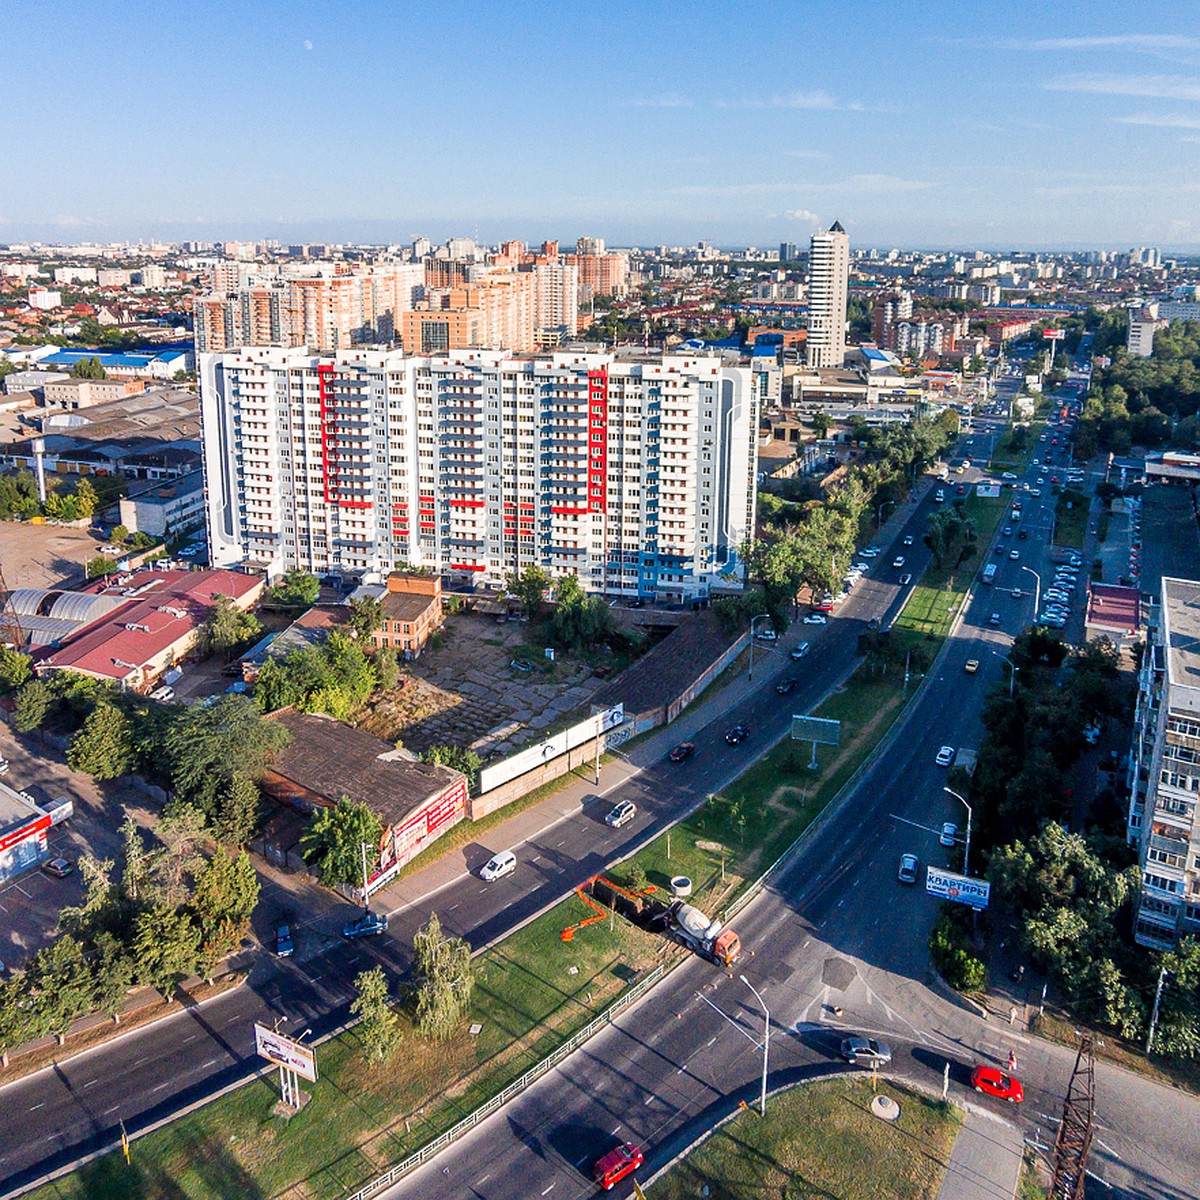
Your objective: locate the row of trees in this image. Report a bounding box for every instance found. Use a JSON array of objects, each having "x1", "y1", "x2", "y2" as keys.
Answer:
[
  {"x1": 254, "y1": 627, "x2": 393, "y2": 720},
  {"x1": 504, "y1": 565, "x2": 616, "y2": 653},
  {"x1": 0, "y1": 470, "x2": 102, "y2": 523},
  {"x1": 0, "y1": 810, "x2": 260, "y2": 1065}
]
